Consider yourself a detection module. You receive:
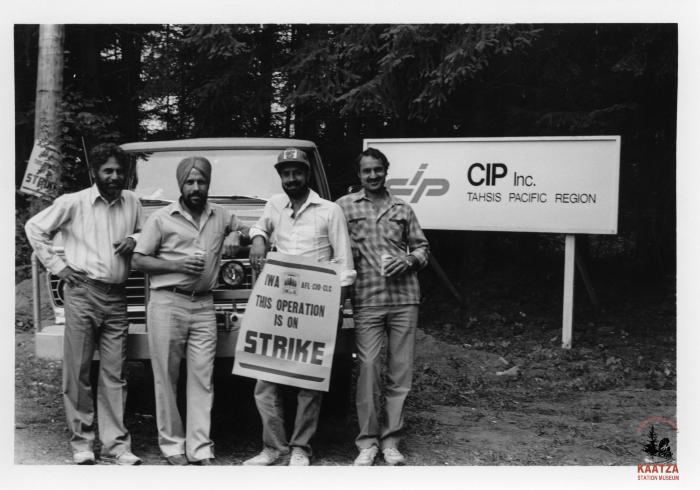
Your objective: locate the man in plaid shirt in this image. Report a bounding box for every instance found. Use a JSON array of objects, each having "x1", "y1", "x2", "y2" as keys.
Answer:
[{"x1": 336, "y1": 147, "x2": 430, "y2": 466}]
